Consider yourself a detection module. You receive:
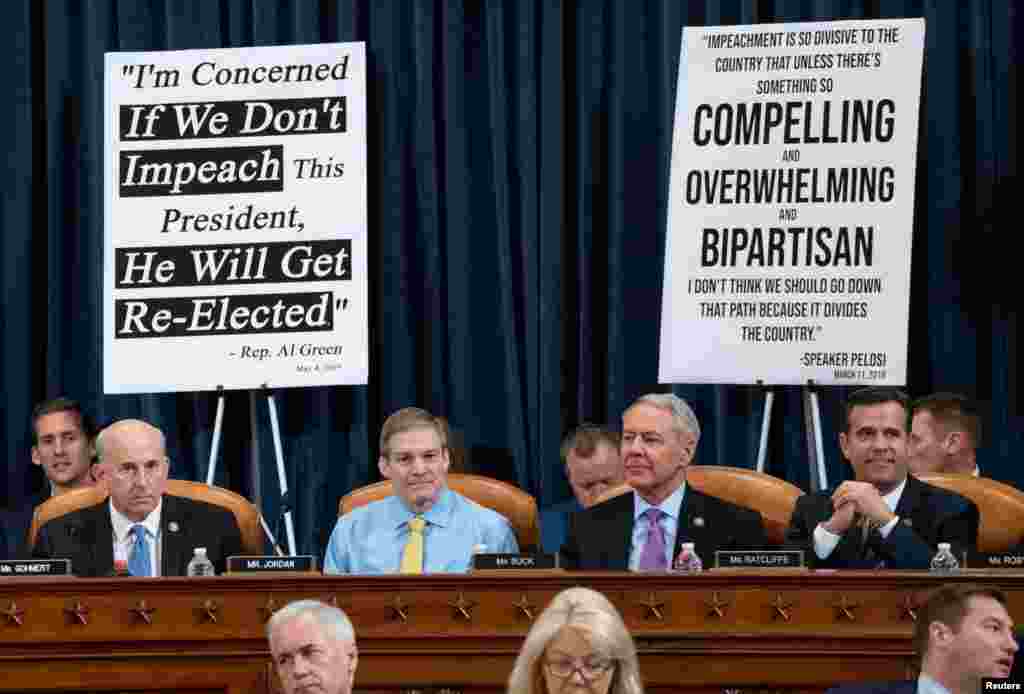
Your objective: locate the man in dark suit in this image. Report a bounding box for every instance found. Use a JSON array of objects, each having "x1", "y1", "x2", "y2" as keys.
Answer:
[
  {"x1": 561, "y1": 393, "x2": 766, "y2": 570},
  {"x1": 1, "y1": 397, "x2": 100, "y2": 559},
  {"x1": 32, "y1": 418, "x2": 243, "y2": 576},
  {"x1": 826, "y1": 584, "x2": 1016, "y2": 694},
  {"x1": 539, "y1": 424, "x2": 624, "y2": 553},
  {"x1": 909, "y1": 392, "x2": 982, "y2": 477},
  {"x1": 786, "y1": 387, "x2": 978, "y2": 569}
]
